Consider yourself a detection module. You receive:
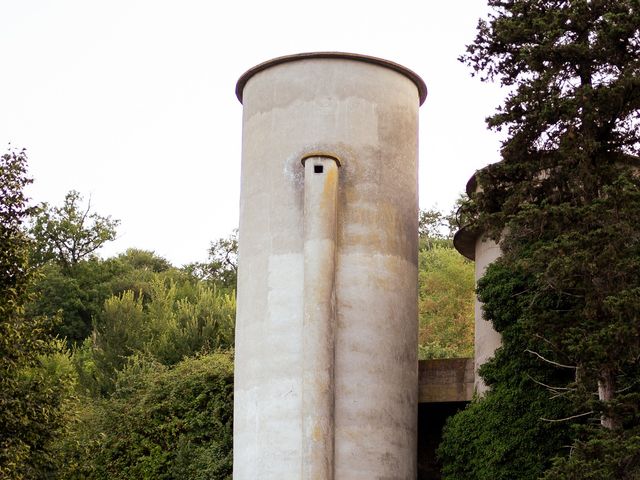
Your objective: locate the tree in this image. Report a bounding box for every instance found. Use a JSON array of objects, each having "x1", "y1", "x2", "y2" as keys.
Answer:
[
  {"x1": 0, "y1": 148, "x2": 34, "y2": 315},
  {"x1": 441, "y1": 1, "x2": 640, "y2": 477},
  {"x1": 0, "y1": 148, "x2": 73, "y2": 479},
  {"x1": 185, "y1": 229, "x2": 238, "y2": 289},
  {"x1": 116, "y1": 248, "x2": 172, "y2": 273},
  {"x1": 26, "y1": 195, "x2": 121, "y2": 345},
  {"x1": 418, "y1": 197, "x2": 468, "y2": 247},
  {"x1": 30, "y1": 190, "x2": 119, "y2": 271},
  {"x1": 418, "y1": 246, "x2": 474, "y2": 360},
  {"x1": 419, "y1": 208, "x2": 450, "y2": 241},
  {"x1": 27, "y1": 259, "x2": 122, "y2": 345}
]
